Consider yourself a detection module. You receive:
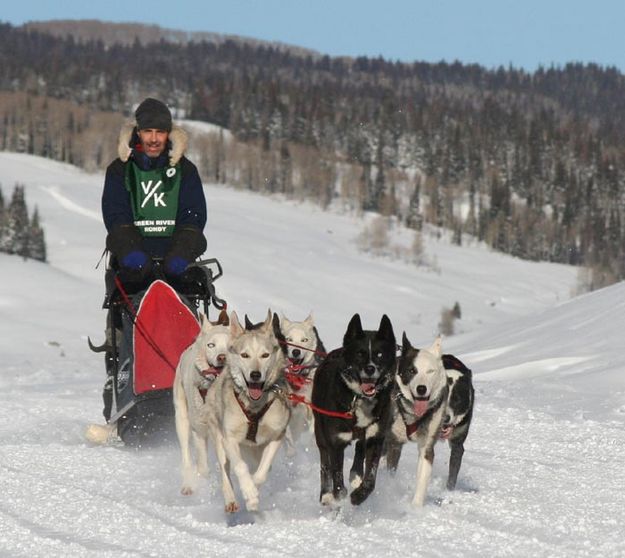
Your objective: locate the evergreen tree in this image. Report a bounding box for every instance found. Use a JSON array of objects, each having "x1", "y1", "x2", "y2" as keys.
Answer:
[
  {"x1": 7, "y1": 185, "x2": 30, "y2": 257},
  {"x1": 28, "y1": 206, "x2": 47, "y2": 262}
]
